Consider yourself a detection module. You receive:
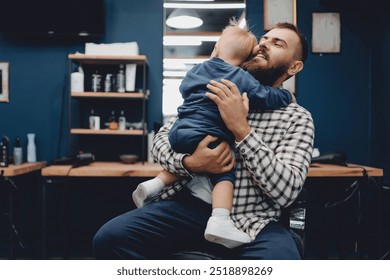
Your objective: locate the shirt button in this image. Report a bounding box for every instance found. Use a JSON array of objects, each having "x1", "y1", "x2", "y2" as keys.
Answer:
[{"x1": 241, "y1": 149, "x2": 245, "y2": 153}]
